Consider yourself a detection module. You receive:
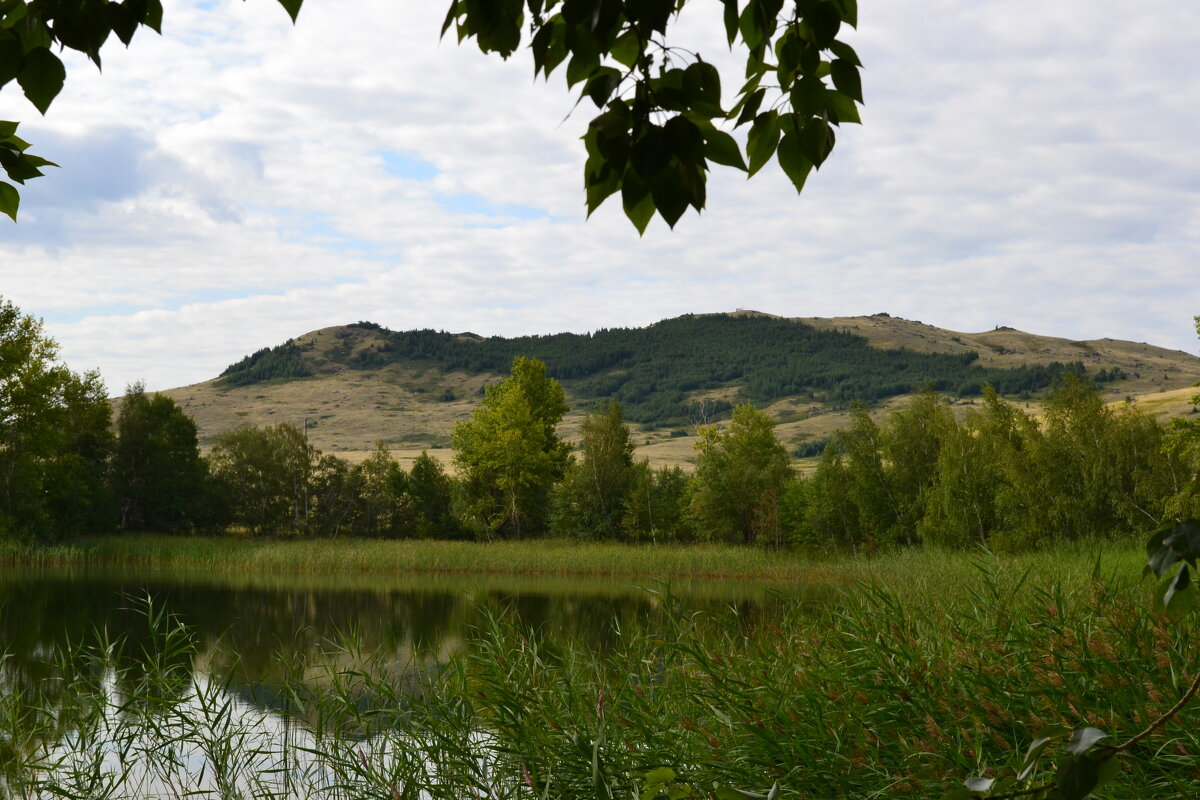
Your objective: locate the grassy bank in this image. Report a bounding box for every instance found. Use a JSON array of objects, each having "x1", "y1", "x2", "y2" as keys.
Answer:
[{"x1": 0, "y1": 533, "x2": 1149, "y2": 589}]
